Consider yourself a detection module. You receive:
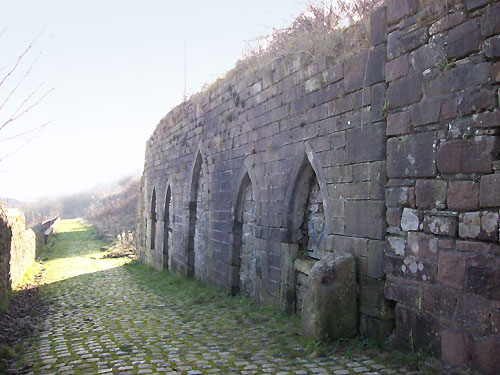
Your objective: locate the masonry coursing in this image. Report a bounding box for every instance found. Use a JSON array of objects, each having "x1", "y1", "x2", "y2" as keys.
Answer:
[{"x1": 137, "y1": 1, "x2": 500, "y2": 373}]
